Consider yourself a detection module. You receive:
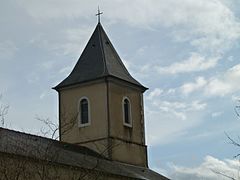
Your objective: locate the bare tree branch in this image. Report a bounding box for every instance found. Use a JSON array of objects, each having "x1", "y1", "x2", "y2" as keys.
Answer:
[
  {"x1": 235, "y1": 99, "x2": 240, "y2": 118},
  {"x1": 0, "y1": 94, "x2": 9, "y2": 127},
  {"x1": 212, "y1": 169, "x2": 236, "y2": 180},
  {"x1": 225, "y1": 132, "x2": 240, "y2": 148}
]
